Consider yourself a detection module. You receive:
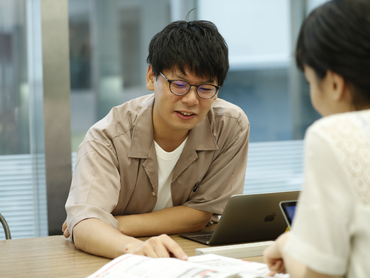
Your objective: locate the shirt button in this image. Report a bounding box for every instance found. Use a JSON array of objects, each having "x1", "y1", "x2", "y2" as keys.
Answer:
[{"x1": 152, "y1": 191, "x2": 156, "y2": 197}]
